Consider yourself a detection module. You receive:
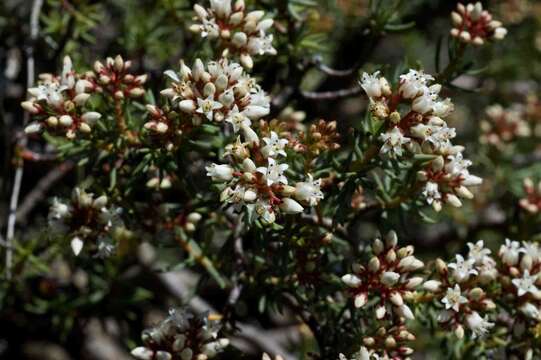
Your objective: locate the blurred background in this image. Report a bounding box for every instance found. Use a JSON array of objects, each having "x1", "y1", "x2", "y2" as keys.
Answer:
[{"x1": 1, "y1": 0, "x2": 540, "y2": 359}]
